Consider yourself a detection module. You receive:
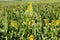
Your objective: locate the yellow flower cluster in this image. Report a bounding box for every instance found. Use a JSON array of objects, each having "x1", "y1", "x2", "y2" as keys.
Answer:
[
  {"x1": 49, "y1": 20, "x2": 60, "y2": 26},
  {"x1": 10, "y1": 21, "x2": 18, "y2": 27},
  {"x1": 26, "y1": 3, "x2": 33, "y2": 13},
  {"x1": 10, "y1": 21, "x2": 15, "y2": 27},
  {"x1": 30, "y1": 34, "x2": 34, "y2": 40},
  {"x1": 49, "y1": 21, "x2": 55, "y2": 26},
  {"x1": 28, "y1": 20, "x2": 35, "y2": 25},
  {"x1": 31, "y1": 20, "x2": 35, "y2": 25},
  {"x1": 55, "y1": 20, "x2": 60, "y2": 25},
  {"x1": 25, "y1": 3, "x2": 33, "y2": 17},
  {"x1": 23, "y1": 20, "x2": 35, "y2": 25}
]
